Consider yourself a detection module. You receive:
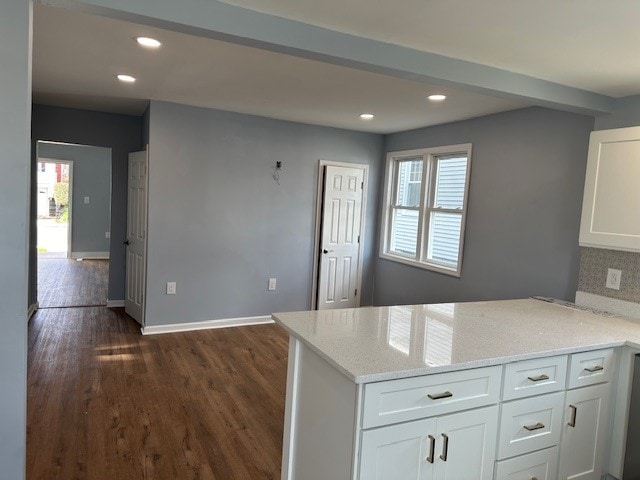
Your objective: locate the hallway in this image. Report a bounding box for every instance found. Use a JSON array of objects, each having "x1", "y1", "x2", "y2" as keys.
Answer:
[{"x1": 37, "y1": 258, "x2": 108, "y2": 308}]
